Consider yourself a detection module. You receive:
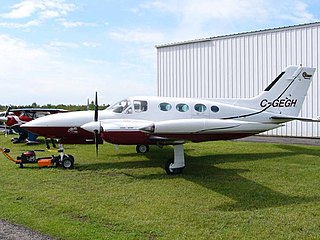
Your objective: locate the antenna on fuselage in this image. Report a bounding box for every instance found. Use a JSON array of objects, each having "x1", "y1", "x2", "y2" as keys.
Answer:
[{"x1": 86, "y1": 98, "x2": 90, "y2": 111}]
